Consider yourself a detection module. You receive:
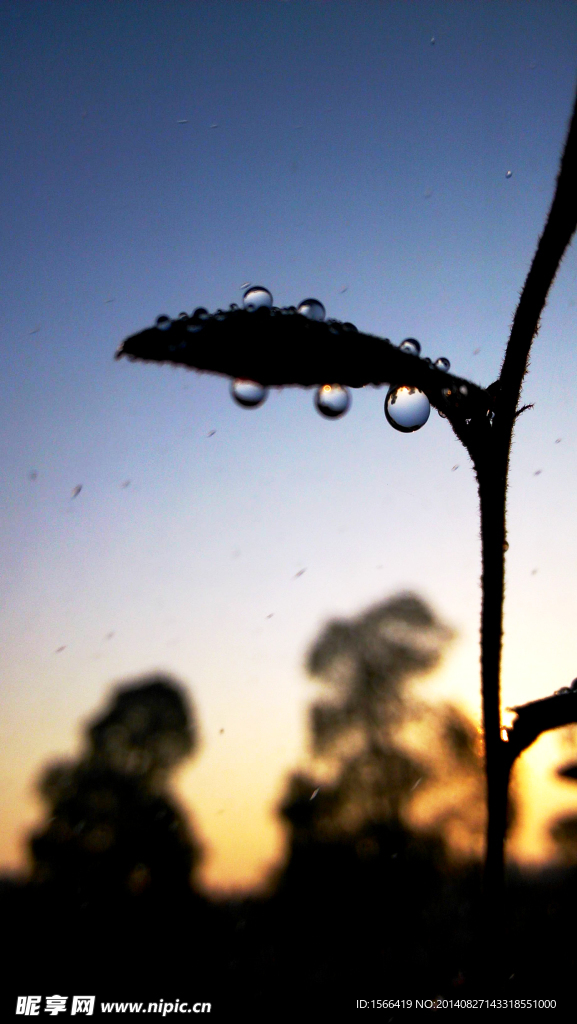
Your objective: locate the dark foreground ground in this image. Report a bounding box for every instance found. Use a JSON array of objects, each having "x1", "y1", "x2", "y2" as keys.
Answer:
[{"x1": 1, "y1": 835, "x2": 575, "y2": 1021}]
